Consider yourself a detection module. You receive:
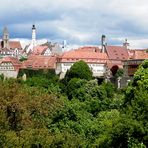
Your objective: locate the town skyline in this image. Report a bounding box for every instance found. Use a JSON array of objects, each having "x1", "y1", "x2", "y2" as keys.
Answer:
[{"x1": 1, "y1": 0, "x2": 148, "y2": 48}]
